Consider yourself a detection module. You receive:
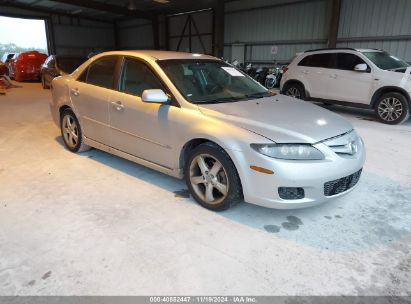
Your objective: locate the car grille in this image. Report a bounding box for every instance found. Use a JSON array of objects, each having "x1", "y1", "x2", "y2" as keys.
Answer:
[
  {"x1": 322, "y1": 130, "x2": 361, "y2": 157},
  {"x1": 324, "y1": 169, "x2": 362, "y2": 197}
]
